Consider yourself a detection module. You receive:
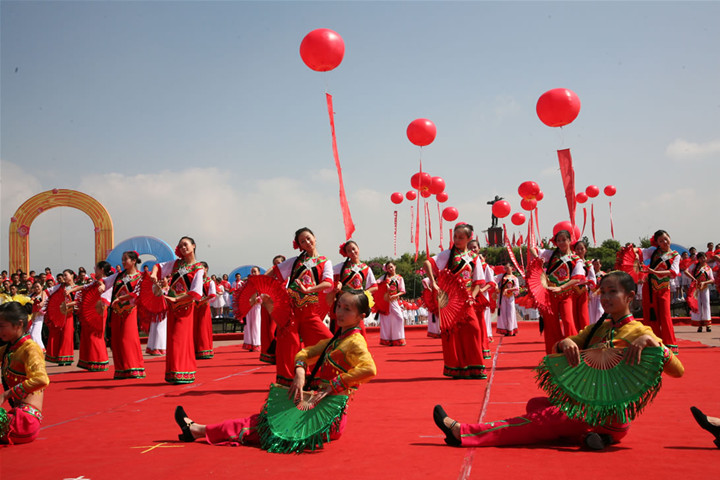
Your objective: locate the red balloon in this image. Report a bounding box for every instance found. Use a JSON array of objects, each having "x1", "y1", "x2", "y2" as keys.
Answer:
[
  {"x1": 407, "y1": 118, "x2": 437, "y2": 147},
  {"x1": 492, "y1": 200, "x2": 511, "y2": 219},
  {"x1": 535, "y1": 190, "x2": 544, "y2": 201},
  {"x1": 511, "y1": 212, "x2": 526, "y2": 226},
  {"x1": 390, "y1": 192, "x2": 403, "y2": 204},
  {"x1": 518, "y1": 181, "x2": 540, "y2": 200},
  {"x1": 520, "y1": 198, "x2": 537, "y2": 211},
  {"x1": 576, "y1": 192, "x2": 588, "y2": 204},
  {"x1": 410, "y1": 171, "x2": 432, "y2": 190},
  {"x1": 406, "y1": 190, "x2": 417, "y2": 201},
  {"x1": 429, "y1": 176, "x2": 446, "y2": 195},
  {"x1": 442, "y1": 207, "x2": 458, "y2": 222},
  {"x1": 420, "y1": 190, "x2": 432, "y2": 198},
  {"x1": 436, "y1": 192, "x2": 449, "y2": 203},
  {"x1": 299, "y1": 29, "x2": 345, "y2": 72},
  {"x1": 604, "y1": 185, "x2": 617, "y2": 197},
  {"x1": 585, "y1": 185, "x2": 600, "y2": 198},
  {"x1": 553, "y1": 221, "x2": 582, "y2": 241},
  {"x1": 536, "y1": 88, "x2": 581, "y2": 127}
]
